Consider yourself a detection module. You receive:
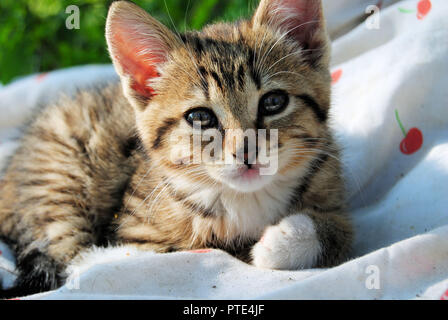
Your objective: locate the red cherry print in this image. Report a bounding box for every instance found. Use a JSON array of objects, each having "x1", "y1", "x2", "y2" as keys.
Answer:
[
  {"x1": 440, "y1": 290, "x2": 448, "y2": 301},
  {"x1": 331, "y1": 69, "x2": 343, "y2": 85},
  {"x1": 400, "y1": 128, "x2": 424, "y2": 155},
  {"x1": 36, "y1": 72, "x2": 48, "y2": 83},
  {"x1": 189, "y1": 249, "x2": 212, "y2": 254},
  {"x1": 395, "y1": 110, "x2": 423, "y2": 155},
  {"x1": 441, "y1": 289, "x2": 448, "y2": 300},
  {"x1": 376, "y1": 0, "x2": 383, "y2": 9},
  {"x1": 417, "y1": 0, "x2": 432, "y2": 20}
]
